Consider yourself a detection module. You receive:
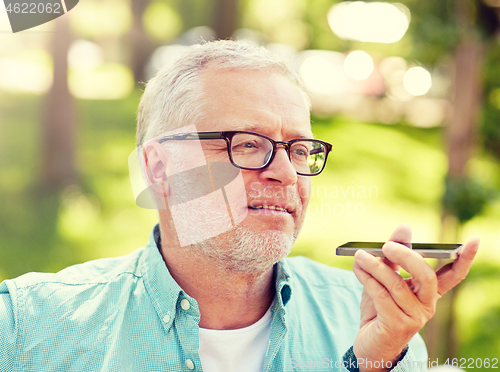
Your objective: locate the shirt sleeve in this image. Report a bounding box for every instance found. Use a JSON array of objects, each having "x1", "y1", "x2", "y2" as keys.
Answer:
[
  {"x1": 341, "y1": 333, "x2": 428, "y2": 372},
  {"x1": 0, "y1": 281, "x2": 17, "y2": 372},
  {"x1": 389, "y1": 346, "x2": 426, "y2": 371}
]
